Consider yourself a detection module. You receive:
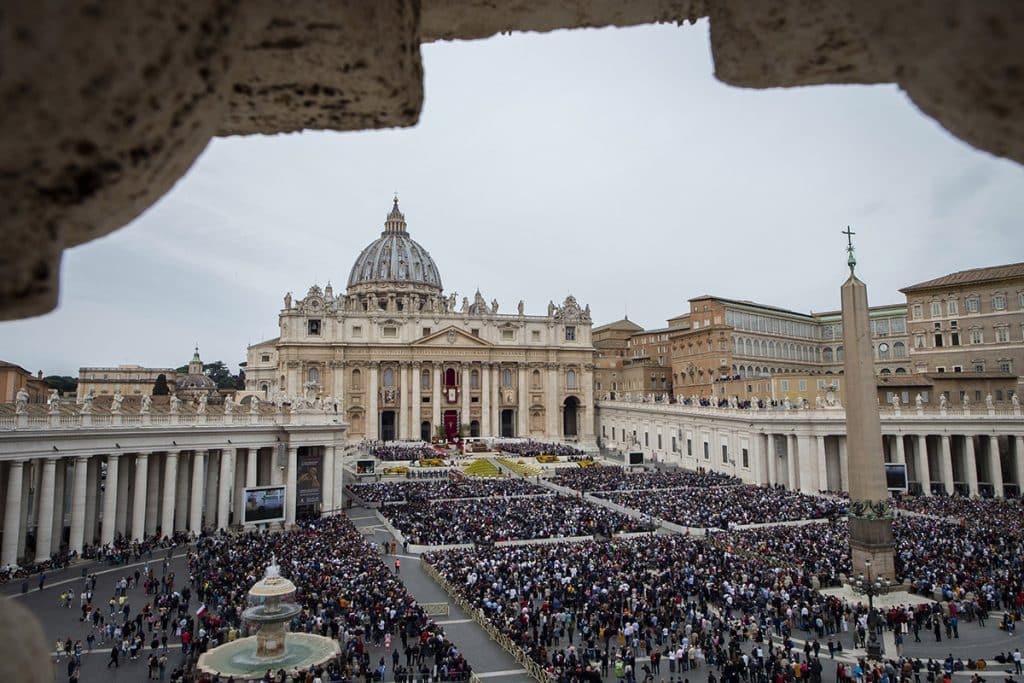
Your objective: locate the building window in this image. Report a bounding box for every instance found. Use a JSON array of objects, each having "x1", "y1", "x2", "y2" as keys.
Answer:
[
  {"x1": 1000, "y1": 361, "x2": 1012, "y2": 373},
  {"x1": 799, "y1": 379, "x2": 807, "y2": 391},
  {"x1": 421, "y1": 369, "x2": 430, "y2": 390},
  {"x1": 687, "y1": 439, "x2": 693, "y2": 456},
  {"x1": 502, "y1": 368, "x2": 512, "y2": 387},
  {"x1": 501, "y1": 329, "x2": 514, "y2": 341},
  {"x1": 973, "y1": 362, "x2": 985, "y2": 372},
  {"x1": 780, "y1": 380, "x2": 789, "y2": 392},
  {"x1": 951, "y1": 332, "x2": 960, "y2": 346},
  {"x1": 672, "y1": 436, "x2": 677, "y2": 453},
  {"x1": 934, "y1": 333, "x2": 943, "y2": 347},
  {"x1": 261, "y1": 354, "x2": 271, "y2": 363},
  {"x1": 703, "y1": 441, "x2": 709, "y2": 460},
  {"x1": 1019, "y1": 292, "x2": 1024, "y2": 308},
  {"x1": 946, "y1": 300, "x2": 958, "y2": 316},
  {"x1": 351, "y1": 368, "x2": 361, "y2": 390},
  {"x1": 878, "y1": 342, "x2": 890, "y2": 360},
  {"x1": 966, "y1": 297, "x2": 980, "y2": 313},
  {"x1": 930, "y1": 302, "x2": 941, "y2": 318},
  {"x1": 892, "y1": 341, "x2": 906, "y2": 358},
  {"x1": 914, "y1": 334, "x2": 925, "y2": 349},
  {"x1": 471, "y1": 328, "x2": 480, "y2": 337},
  {"x1": 993, "y1": 294, "x2": 1007, "y2": 310},
  {"x1": 911, "y1": 304, "x2": 922, "y2": 319},
  {"x1": 644, "y1": 432, "x2": 649, "y2": 447},
  {"x1": 307, "y1": 367, "x2": 320, "y2": 384},
  {"x1": 996, "y1": 390, "x2": 1004, "y2": 401},
  {"x1": 721, "y1": 444, "x2": 728, "y2": 463},
  {"x1": 953, "y1": 365, "x2": 963, "y2": 373},
  {"x1": 970, "y1": 328, "x2": 983, "y2": 344},
  {"x1": 352, "y1": 326, "x2": 362, "y2": 338},
  {"x1": 995, "y1": 326, "x2": 1010, "y2": 343},
  {"x1": 657, "y1": 434, "x2": 662, "y2": 449},
  {"x1": 741, "y1": 447, "x2": 749, "y2": 469},
  {"x1": 422, "y1": 327, "x2": 431, "y2": 336},
  {"x1": 566, "y1": 369, "x2": 577, "y2": 390},
  {"x1": 470, "y1": 370, "x2": 479, "y2": 389},
  {"x1": 307, "y1": 319, "x2": 321, "y2": 335},
  {"x1": 565, "y1": 326, "x2": 576, "y2": 341},
  {"x1": 531, "y1": 330, "x2": 541, "y2": 342},
  {"x1": 382, "y1": 326, "x2": 397, "y2": 338}
]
